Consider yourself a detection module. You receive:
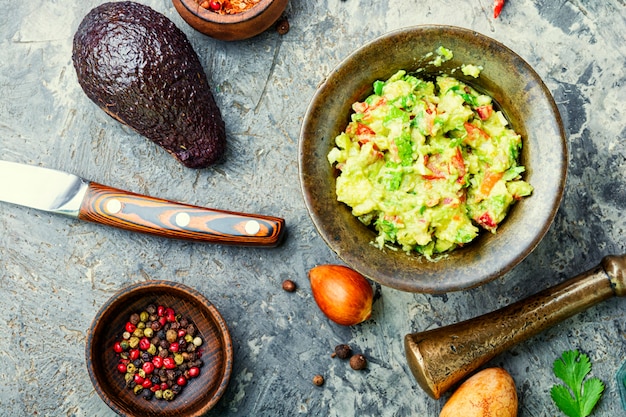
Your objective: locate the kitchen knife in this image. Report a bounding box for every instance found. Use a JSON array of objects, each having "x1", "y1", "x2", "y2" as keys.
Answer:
[{"x1": 0, "y1": 160, "x2": 285, "y2": 247}]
